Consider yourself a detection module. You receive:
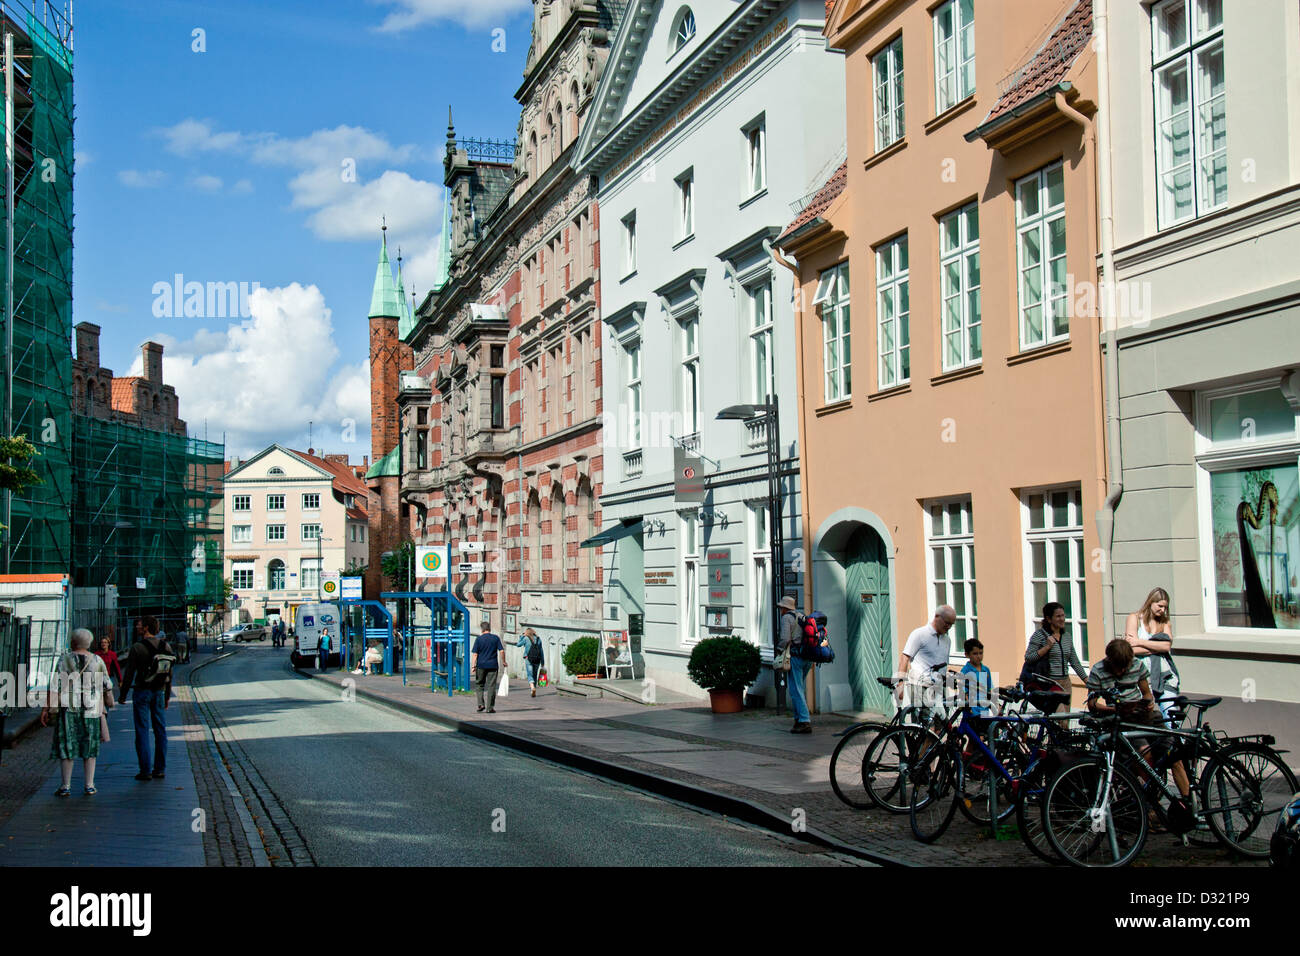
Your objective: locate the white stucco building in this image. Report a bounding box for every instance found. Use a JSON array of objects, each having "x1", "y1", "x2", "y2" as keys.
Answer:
[
  {"x1": 223, "y1": 445, "x2": 369, "y2": 626},
  {"x1": 574, "y1": 0, "x2": 845, "y2": 699}
]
